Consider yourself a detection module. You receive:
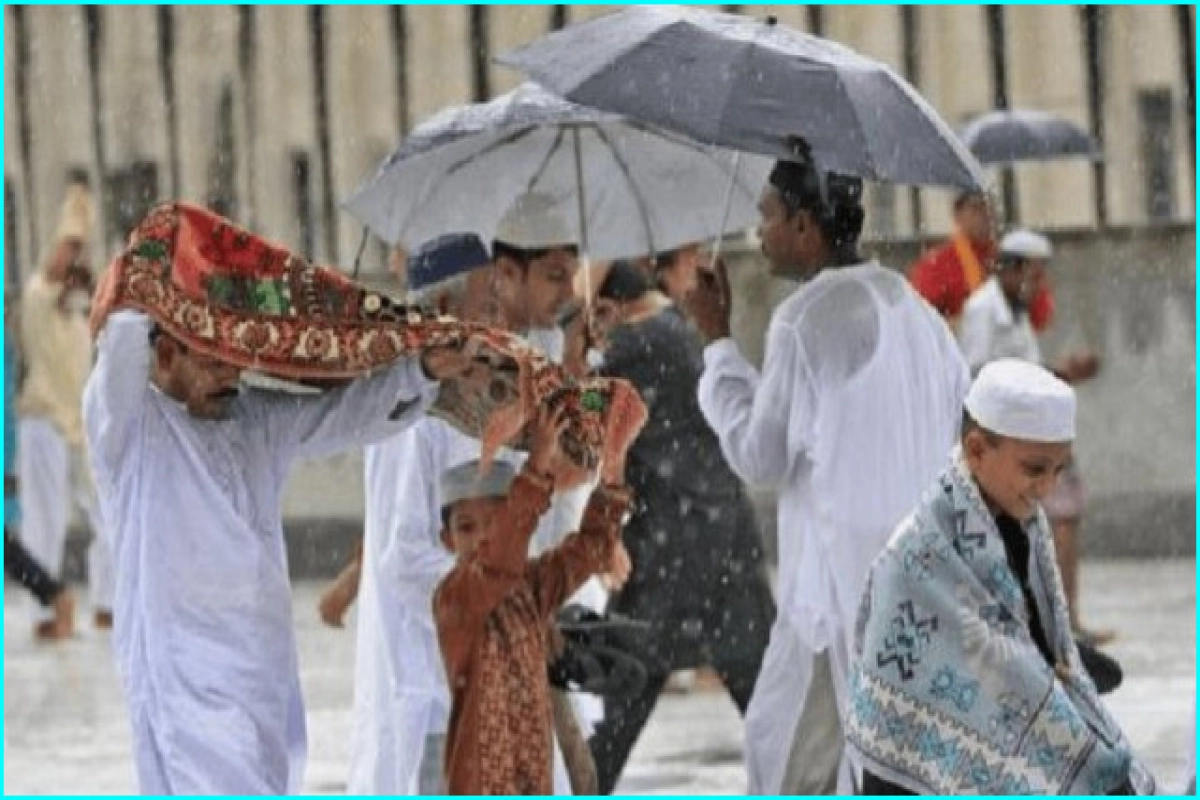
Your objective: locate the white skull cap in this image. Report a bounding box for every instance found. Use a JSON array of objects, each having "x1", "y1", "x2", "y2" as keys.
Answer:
[
  {"x1": 494, "y1": 192, "x2": 576, "y2": 249},
  {"x1": 439, "y1": 458, "x2": 518, "y2": 513},
  {"x1": 999, "y1": 229, "x2": 1053, "y2": 260},
  {"x1": 965, "y1": 358, "x2": 1076, "y2": 443}
]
